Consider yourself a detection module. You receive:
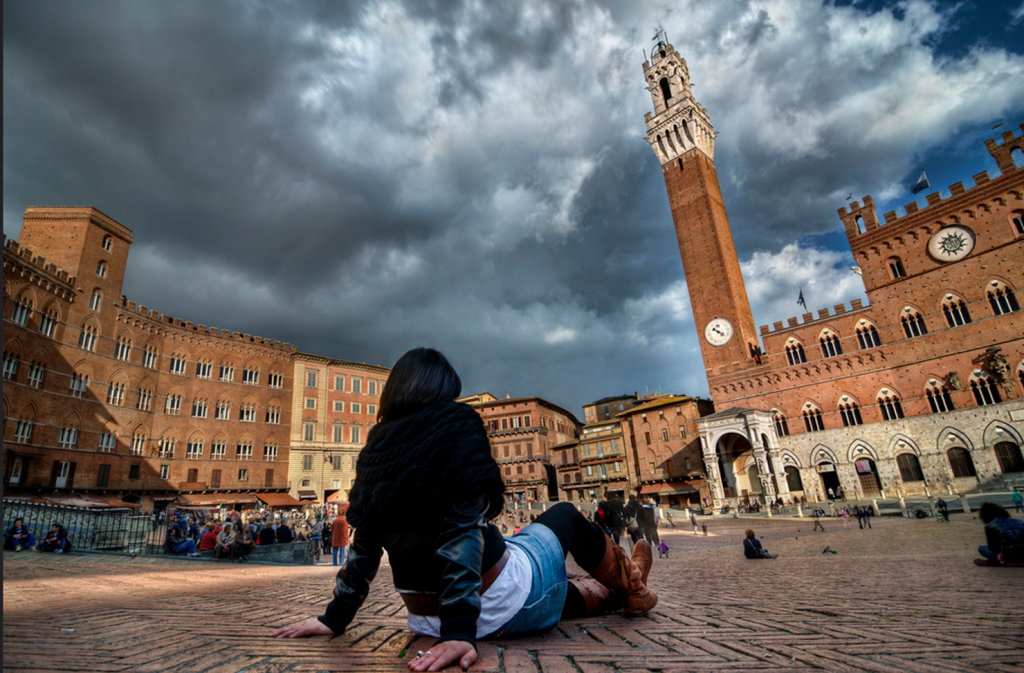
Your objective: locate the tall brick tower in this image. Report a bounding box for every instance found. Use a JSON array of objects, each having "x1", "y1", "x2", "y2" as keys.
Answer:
[{"x1": 643, "y1": 43, "x2": 759, "y2": 376}]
